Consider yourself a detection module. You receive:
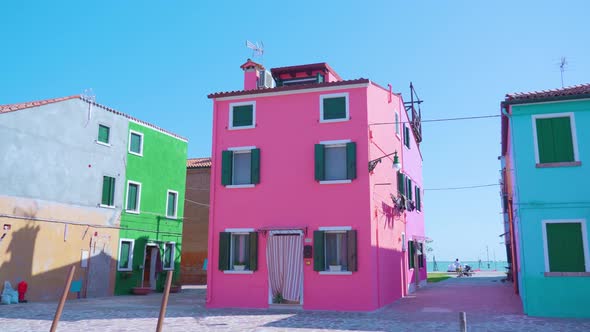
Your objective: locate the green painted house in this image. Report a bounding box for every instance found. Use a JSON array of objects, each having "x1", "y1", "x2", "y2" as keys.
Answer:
[{"x1": 115, "y1": 121, "x2": 188, "y2": 295}]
